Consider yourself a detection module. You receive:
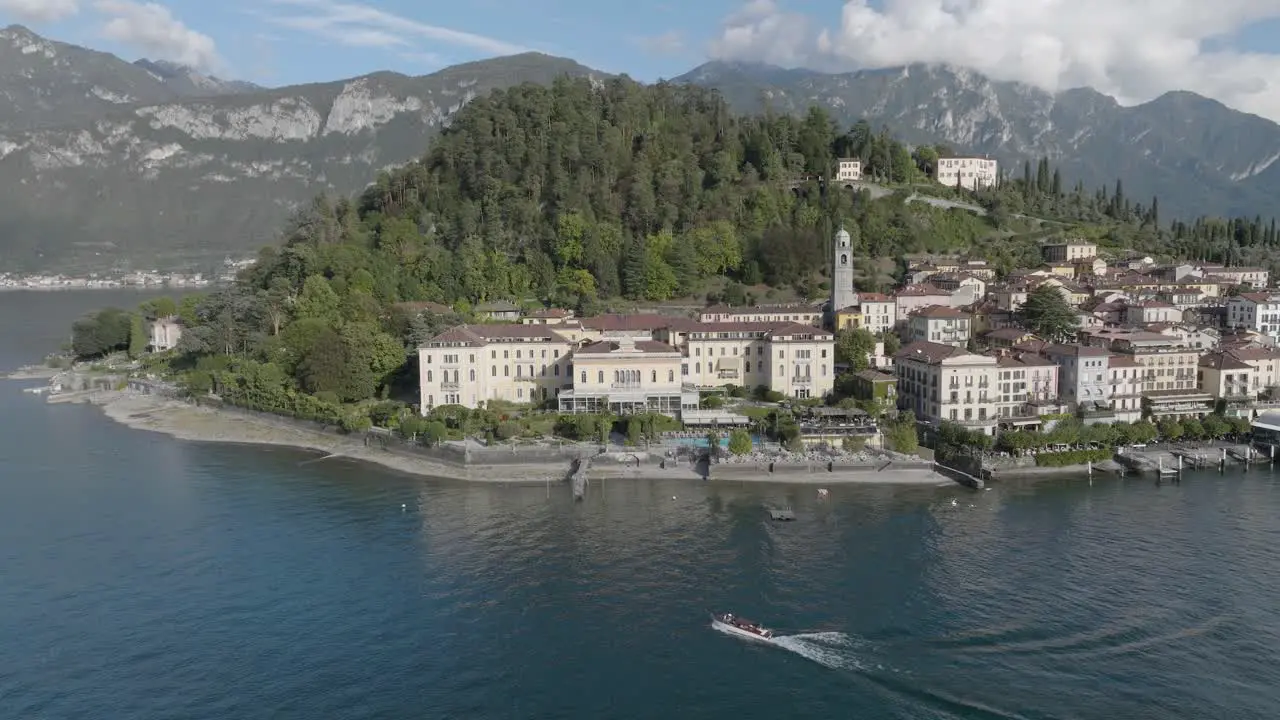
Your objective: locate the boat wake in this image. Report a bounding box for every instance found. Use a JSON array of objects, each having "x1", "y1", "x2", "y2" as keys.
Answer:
[{"x1": 769, "y1": 631, "x2": 865, "y2": 671}]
